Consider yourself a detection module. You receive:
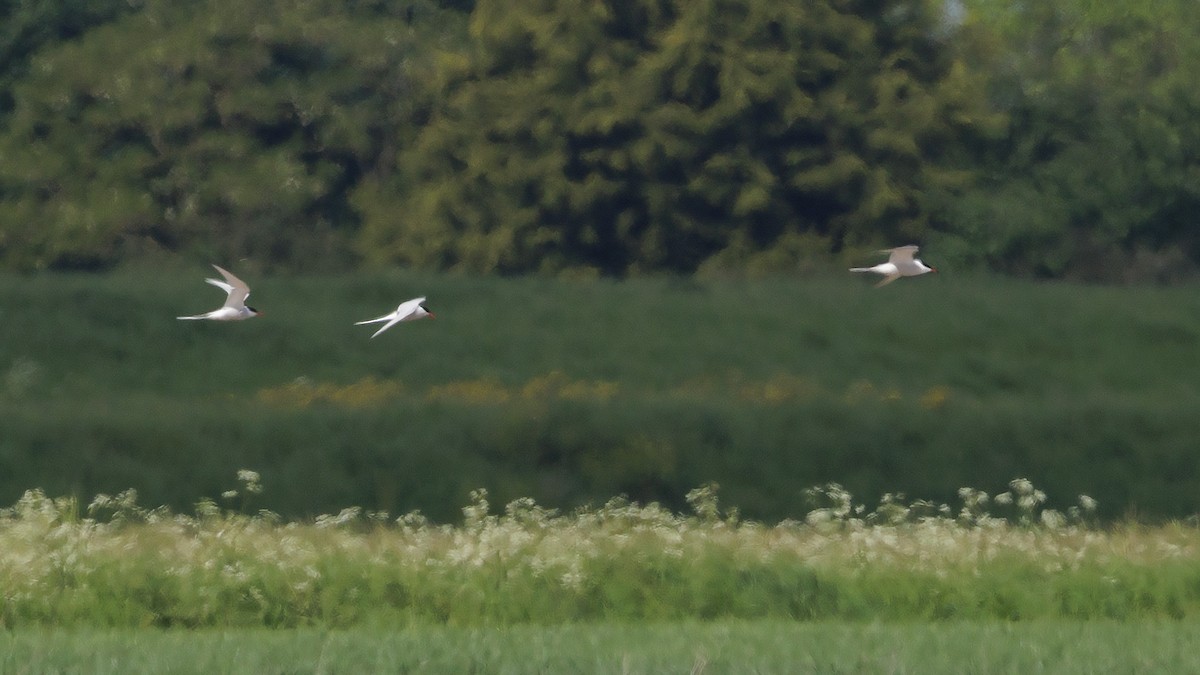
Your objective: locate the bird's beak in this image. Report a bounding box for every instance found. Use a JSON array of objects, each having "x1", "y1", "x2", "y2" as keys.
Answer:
[
  {"x1": 428, "y1": 312, "x2": 436, "y2": 319},
  {"x1": 930, "y1": 267, "x2": 939, "y2": 274}
]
